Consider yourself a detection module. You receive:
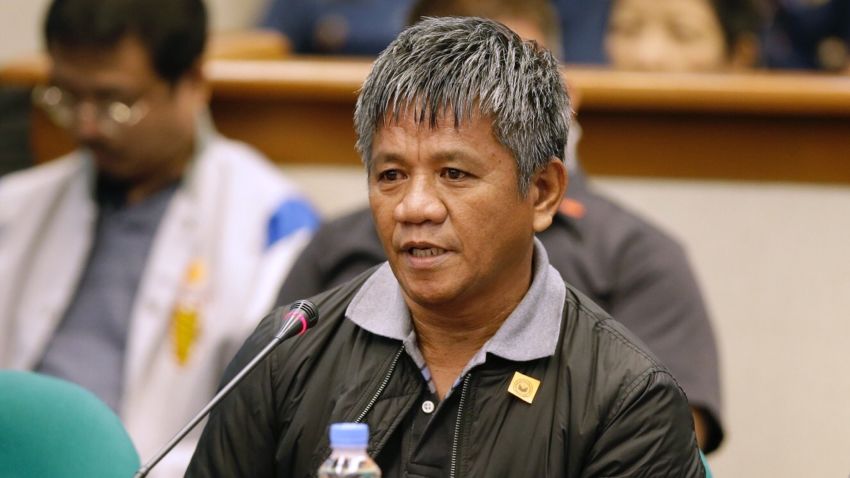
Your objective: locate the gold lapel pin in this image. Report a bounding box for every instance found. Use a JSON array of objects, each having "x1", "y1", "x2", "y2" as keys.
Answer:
[{"x1": 508, "y1": 371, "x2": 541, "y2": 404}]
